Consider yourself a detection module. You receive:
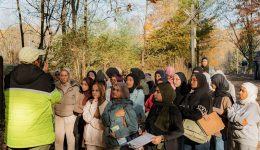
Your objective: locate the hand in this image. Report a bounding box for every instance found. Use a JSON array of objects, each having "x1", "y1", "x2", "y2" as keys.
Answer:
[
  {"x1": 151, "y1": 136, "x2": 162, "y2": 145},
  {"x1": 242, "y1": 118, "x2": 248, "y2": 126},
  {"x1": 214, "y1": 131, "x2": 222, "y2": 137},
  {"x1": 115, "y1": 109, "x2": 125, "y2": 117},
  {"x1": 203, "y1": 114, "x2": 210, "y2": 121},
  {"x1": 110, "y1": 132, "x2": 116, "y2": 138},
  {"x1": 213, "y1": 107, "x2": 217, "y2": 112},
  {"x1": 43, "y1": 62, "x2": 48, "y2": 73}
]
